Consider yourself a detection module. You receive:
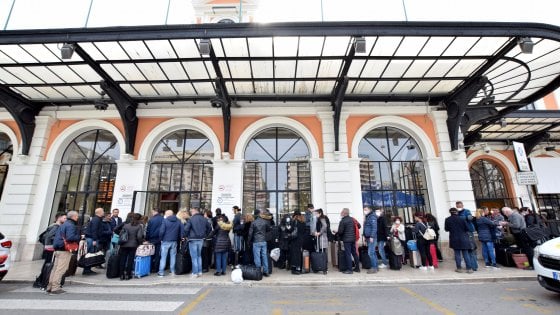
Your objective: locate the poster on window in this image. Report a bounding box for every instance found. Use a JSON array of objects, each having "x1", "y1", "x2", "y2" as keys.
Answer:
[{"x1": 513, "y1": 141, "x2": 531, "y2": 172}]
